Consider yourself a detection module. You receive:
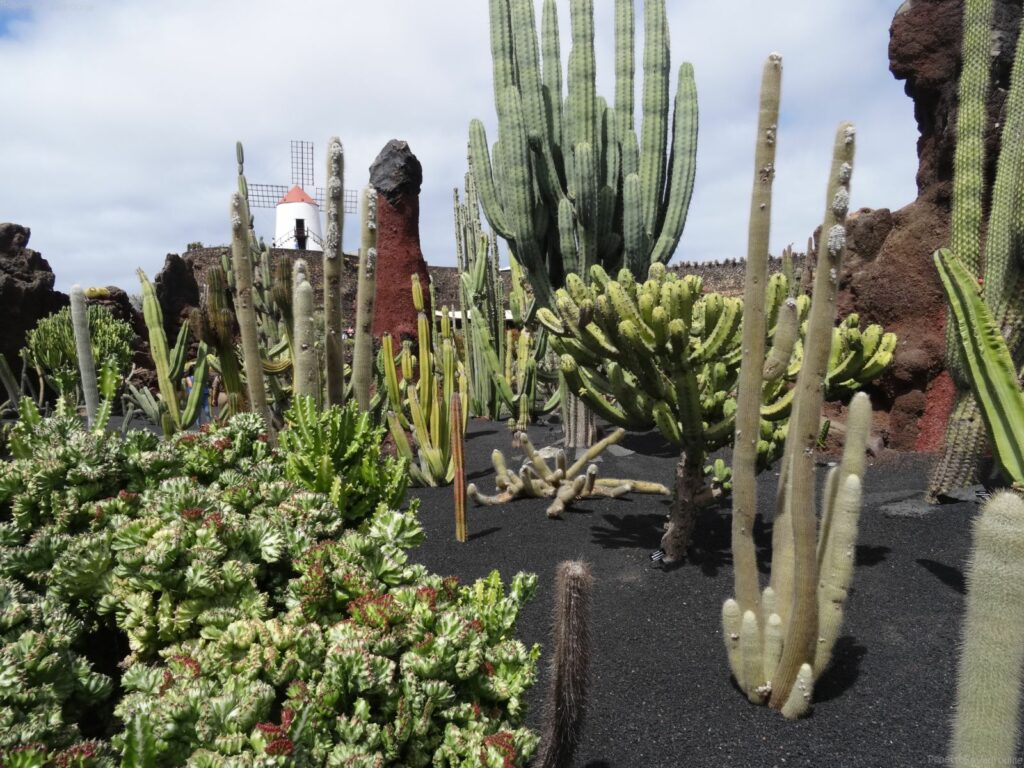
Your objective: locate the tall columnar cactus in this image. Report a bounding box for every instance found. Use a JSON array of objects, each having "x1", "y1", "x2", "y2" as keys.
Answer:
[
  {"x1": 352, "y1": 187, "x2": 379, "y2": 411},
  {"x1": 929, "y1": 0, "x2": 1024, "y2": 500},
  {"x1": 323, "y1": 136, "x2": 346, "y2": 407},
  {"x1": 133, "y1": 270, "x2": 210, "y2": 436},
  {"x1": 731, "y1": 54, "x2": 783, "y2": 620},
  {"x1": 69, "y1": 284, "x2": 99, "y2": 428},
  {"x1": 470, "y1": 0, "x2": 698, "y2": 310},
  {"x1": 452, "y1": 391, "x2": 468, "y2": 542},
  {"x1": 538, "y1": 560, "x2": 593, "y2": 768},
  {"x1": 230, "y1": 192, "x2": 276, "y2": 445},
  {"x1": 950, "y1": 491, "x2": 1024, "y2": 765},
  {"x1": 292, "y1": 260, "x2": 318, "y2": 404}
]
